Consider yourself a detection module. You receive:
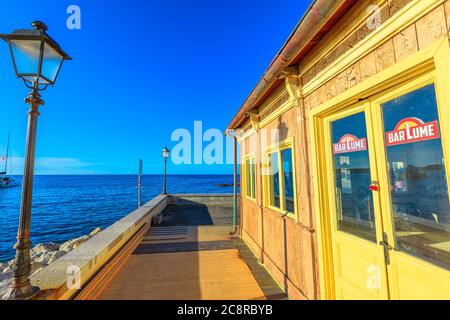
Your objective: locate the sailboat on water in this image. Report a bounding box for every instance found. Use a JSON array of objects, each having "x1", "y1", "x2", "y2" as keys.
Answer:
[{"x1": 0, "y1": 130, "x2": 19, "y2": 188}]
